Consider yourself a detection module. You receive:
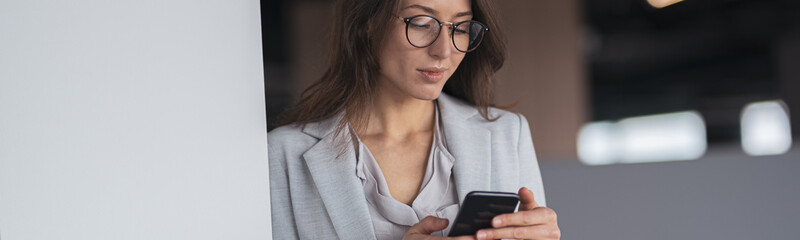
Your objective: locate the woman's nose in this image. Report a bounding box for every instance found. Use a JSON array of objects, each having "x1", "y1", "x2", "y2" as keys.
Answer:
[{"x1": 427, "y1": 24, "x2": 455, "y2": 59}]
